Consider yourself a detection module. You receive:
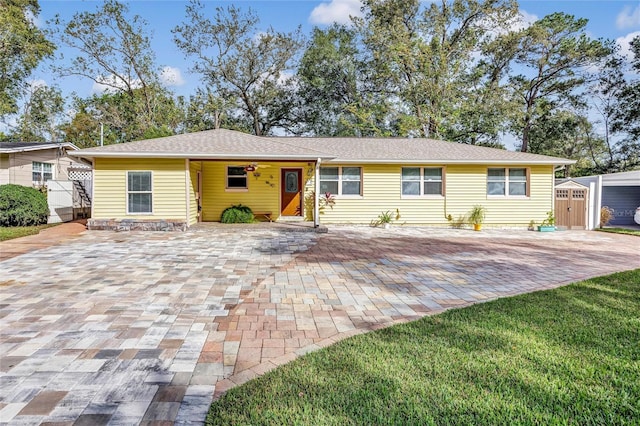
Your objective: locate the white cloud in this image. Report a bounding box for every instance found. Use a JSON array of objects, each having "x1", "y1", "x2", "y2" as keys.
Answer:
[
  {"x1": 28, "y1": 79, "x2": 48, "y2": 90},
  {"x1": 616, "y1": 31, "x2": 640, "y2": 59},
  {"x1": 309, "y1": 0, "x2": 363, "y2": 25},
  {"x1": 160, "y1": 66, "x2": 185, "y2": 87},
  {"x1": 509, "y1": 10, "x2": 538, "y2": 33},
  {"x1": 91, "y1": 75, "x2": 142, "y2": 94},
  {"x1": 24, "y1": 9, "x2": 42, "y2": 28},
  {"x1": 616, "y1": 5, "x2": 640, "y2": 30}
]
